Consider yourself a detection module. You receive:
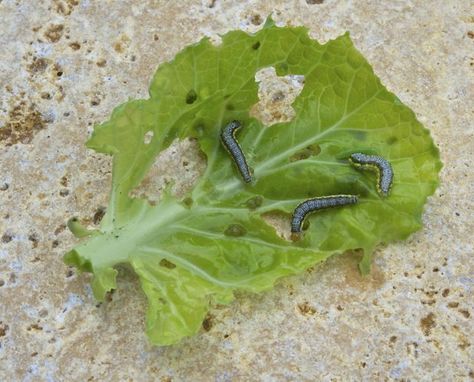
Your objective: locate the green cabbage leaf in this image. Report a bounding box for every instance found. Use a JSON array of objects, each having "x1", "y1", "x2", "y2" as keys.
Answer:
[{"x1": 65, "y1": 19, "x2": 441, "y2": 345}]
